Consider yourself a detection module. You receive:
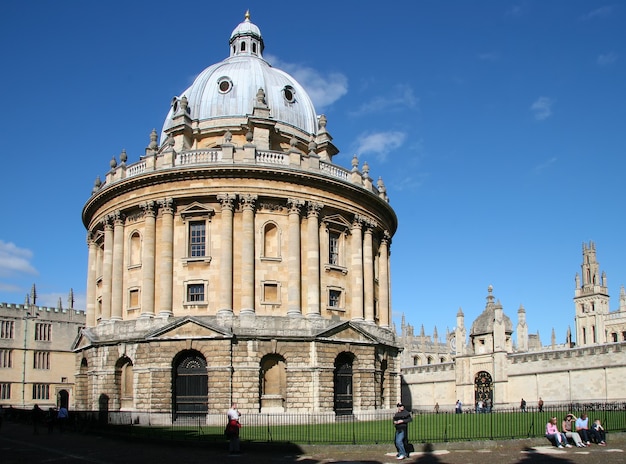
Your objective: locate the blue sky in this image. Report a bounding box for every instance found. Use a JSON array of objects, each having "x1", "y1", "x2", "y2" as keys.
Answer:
[{"x1": 0, "y1": 1, "x2": 624, "y2": 346}]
